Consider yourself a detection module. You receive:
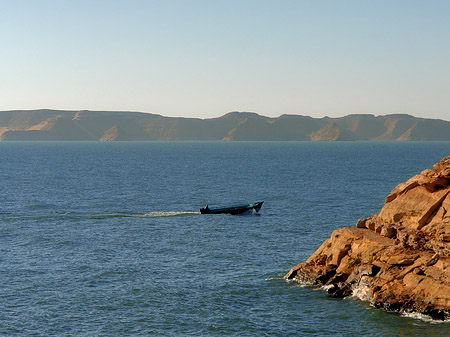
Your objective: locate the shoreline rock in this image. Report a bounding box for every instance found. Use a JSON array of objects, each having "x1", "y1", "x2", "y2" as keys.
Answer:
[{"x1": 286, "y1": 156, "x2": 450, "y2": 320}]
